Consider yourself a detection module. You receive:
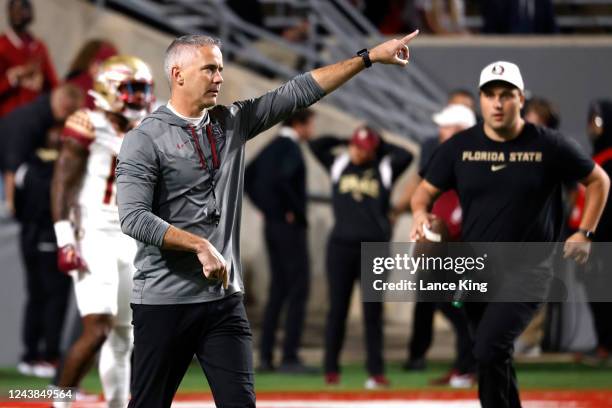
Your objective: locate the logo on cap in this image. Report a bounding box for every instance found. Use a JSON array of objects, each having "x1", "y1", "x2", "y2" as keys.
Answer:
[
  {"x1": 350, "y1": 126, "x2": 380, "y2": 152},
  {"x1": 492, "y1": 64, "x2": 505, "y2": 76}
]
